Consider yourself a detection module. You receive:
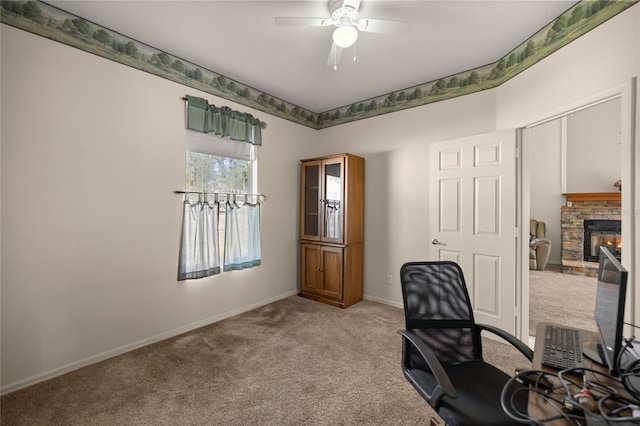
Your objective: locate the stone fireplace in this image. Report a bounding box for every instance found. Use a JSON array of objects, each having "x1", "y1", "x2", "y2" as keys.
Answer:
[
  {"x1": 583, "y1": 219, "x2": 621, "y2": 262},
  {"x1": 561, "y1": 192, "x2": 621, "y2": 276}
]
